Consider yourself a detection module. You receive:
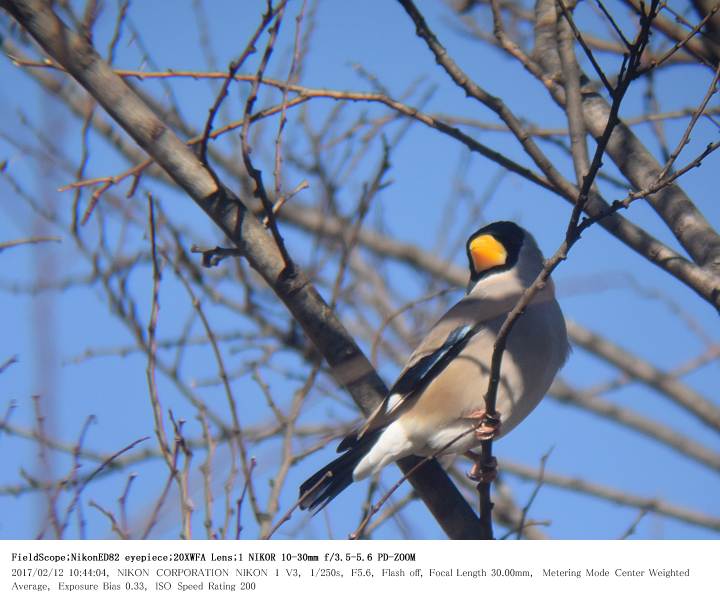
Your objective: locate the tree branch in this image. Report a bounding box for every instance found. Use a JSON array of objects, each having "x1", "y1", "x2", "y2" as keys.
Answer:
[{"x1": 0, "y1": 0, "x2": 483, "y2": 539}]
